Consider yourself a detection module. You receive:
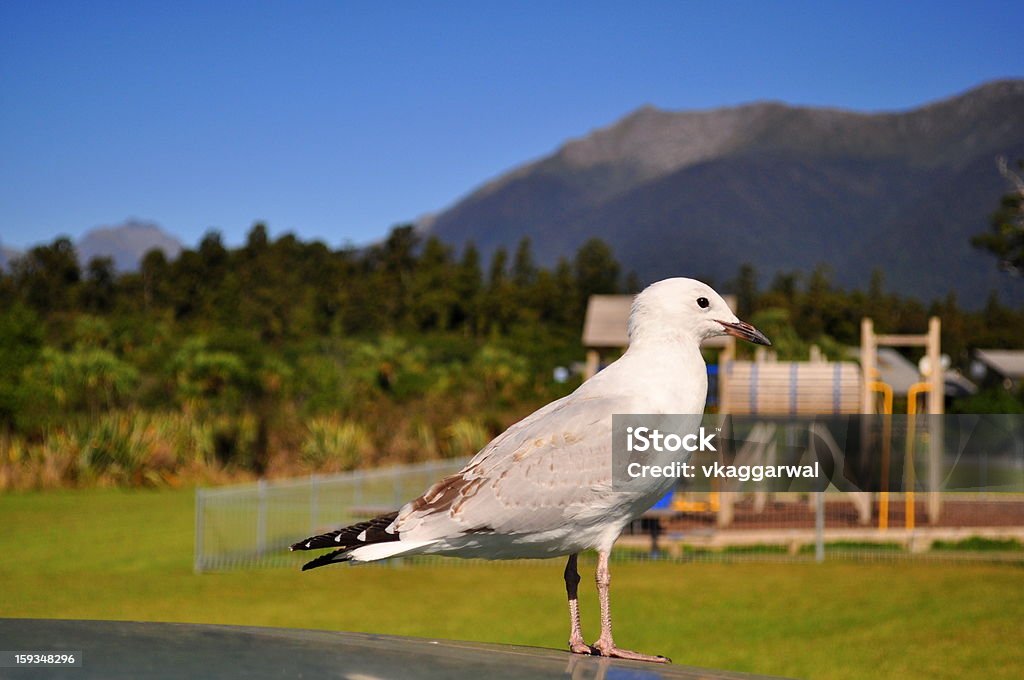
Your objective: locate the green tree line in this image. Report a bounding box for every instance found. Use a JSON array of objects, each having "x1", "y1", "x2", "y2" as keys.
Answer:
[
  {"x1": 1, "y1": 222, "x2": 1023, "y2": 489},
  {"x1": 0, "y1": 226, "x2": 630, "y2": 487}
]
